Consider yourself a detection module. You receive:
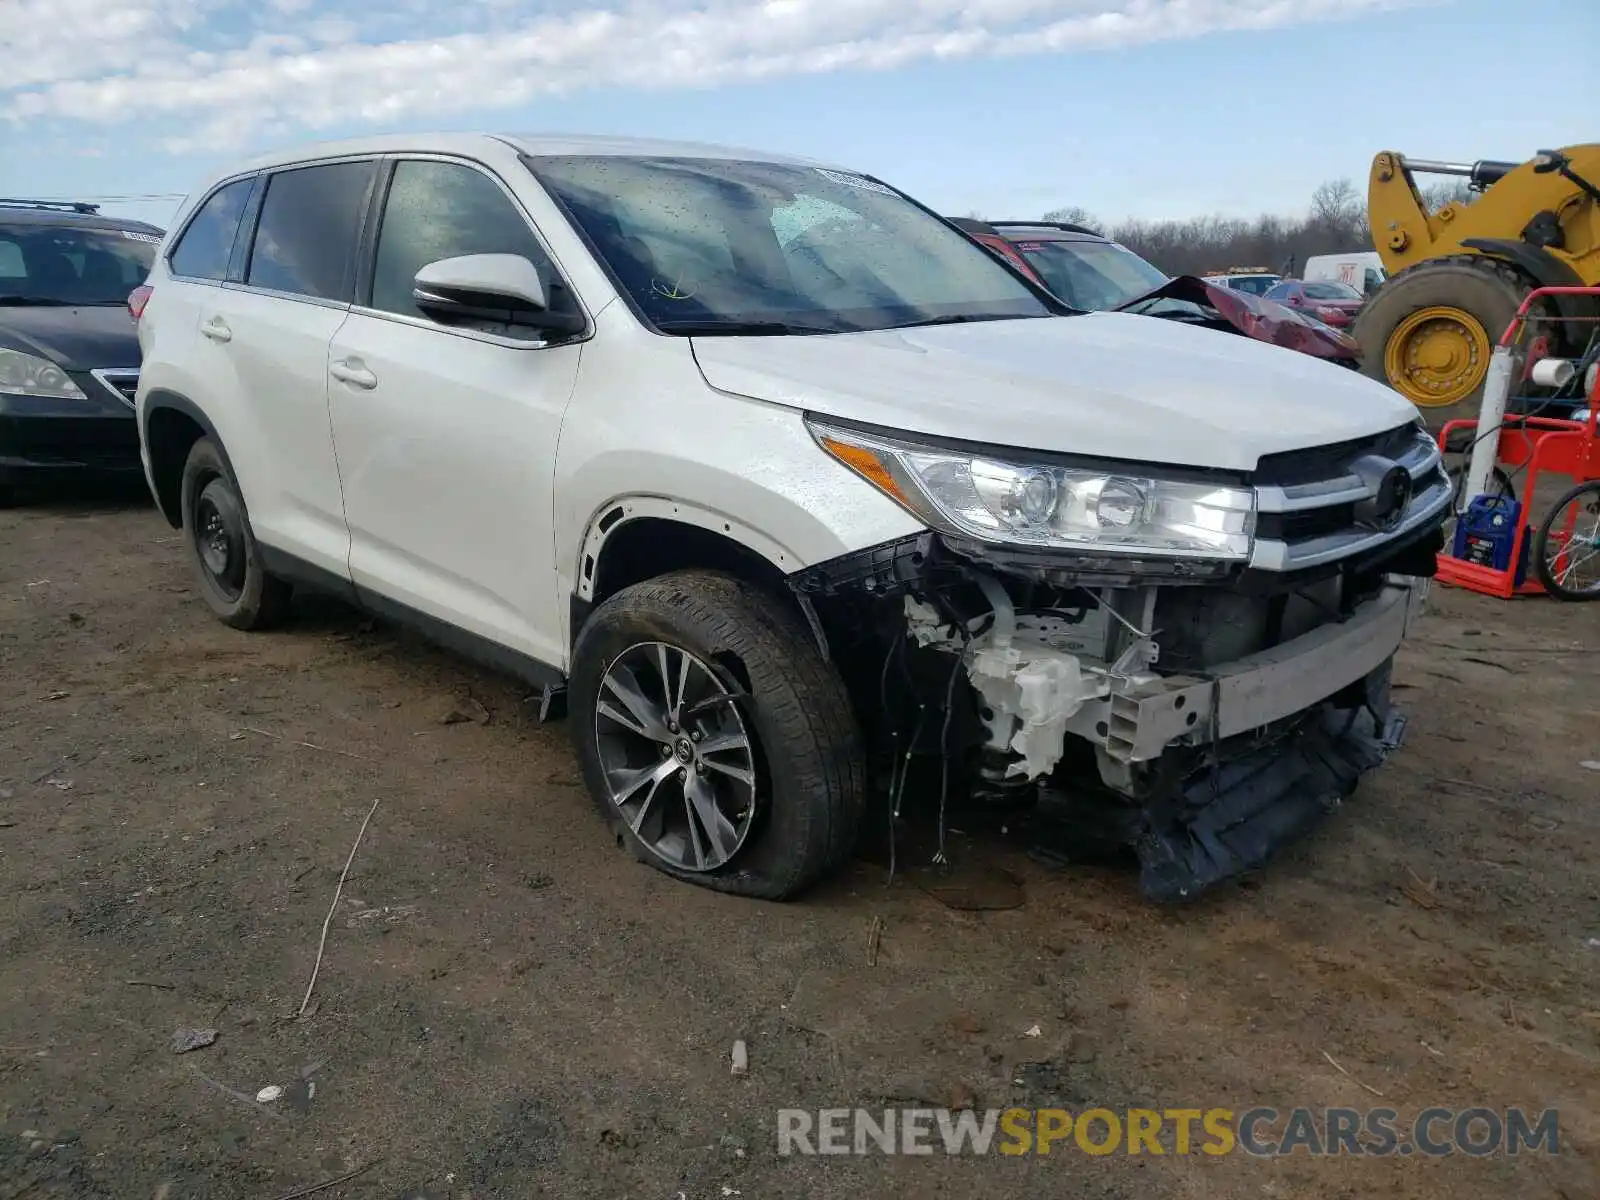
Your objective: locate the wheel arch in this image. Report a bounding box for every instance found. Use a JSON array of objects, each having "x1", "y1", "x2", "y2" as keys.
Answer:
[
  {"x1": 142, "y1": 390, "x2": 227, "y2": 528},
  {"x1": 572, "y1": 498, "x2": 808, "y2": 648}
]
